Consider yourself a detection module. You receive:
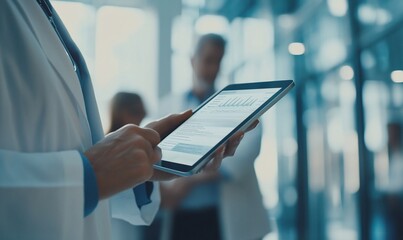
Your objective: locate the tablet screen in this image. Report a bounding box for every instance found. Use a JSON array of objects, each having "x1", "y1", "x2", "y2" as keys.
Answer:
[{"x1": 158, "y1": 87, "x2": 281, "y2": 166}]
